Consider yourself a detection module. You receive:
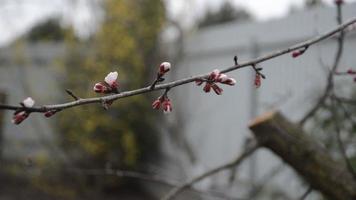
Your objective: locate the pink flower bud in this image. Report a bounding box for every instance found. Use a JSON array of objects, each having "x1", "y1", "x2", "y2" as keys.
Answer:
[
  {"x1": 162, "y1": 98, "x2": 173, "y2": 114},
  {"x1": 335, "y1": 0, "x2": 343, "y2": 5},
  {"x1": 255, "y1": 74, "x2": 261, "y2": 88},
  {"x1": 104, "y1": 71, "x2": 118, "y2": 87},
  {"x1": 208, "y1": 69, "x2": 220, "y2": 81},
  {"x1": 44, "y1": 110, "x2": 57, "y2": 118},
  {"x1": 203, "y1": 83, "x2": 212, "y2": 93},
  {"x1": 152, "y1": 99, "x2": 161, "y2": 110},
  {"x1": 211, "y1": 84, "x2": 223, "y2": 95},
  {"x1": 12, "y1": 111, "x2": 29, "y2": 125},
  {"x1": 217, "y1": 74, "x2": 228, "y2": 82},
  {"x1": 347, "y1": 69, "x2": 356, "y2": 75},
  {"x1": 93, "y1": 82, "x2": 111, "y2": 93},
  {"x1": 158, "y1": 62, "x2": 171, "y2": 76},
  {"x1": 292, "y1": 51, "x2": 301, "y2": 58}
]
